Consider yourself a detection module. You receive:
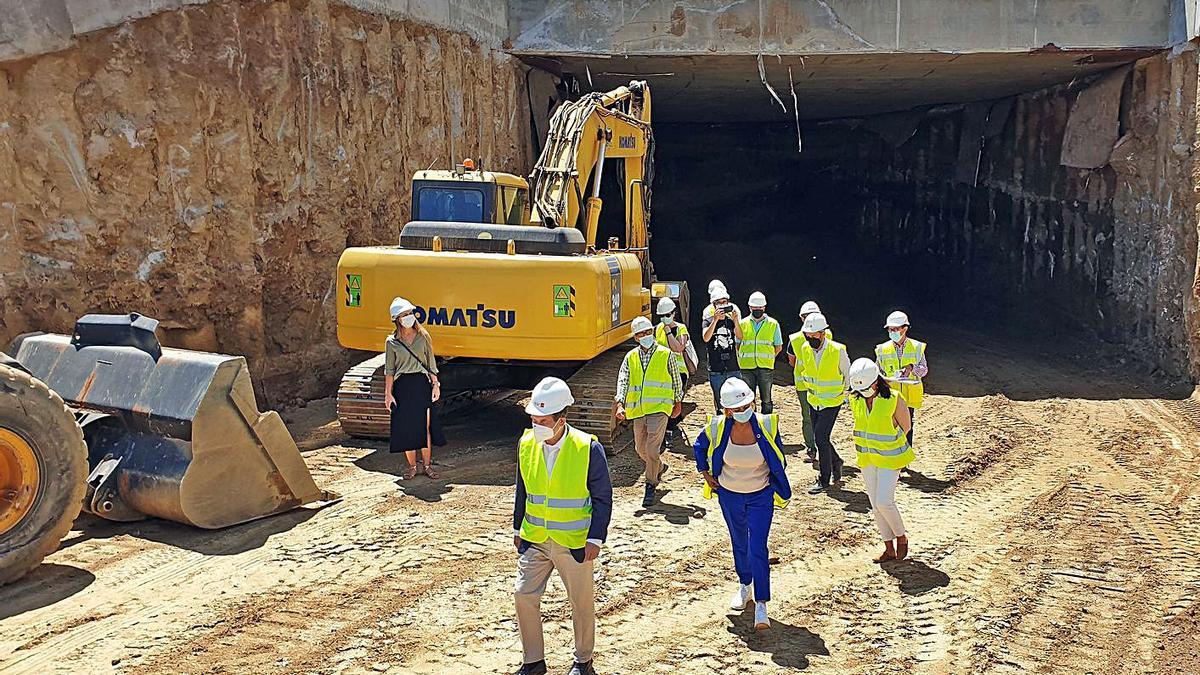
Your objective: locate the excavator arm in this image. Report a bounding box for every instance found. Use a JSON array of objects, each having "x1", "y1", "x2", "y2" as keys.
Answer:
[{"x1": 529, "y1": 81, "x2": 653, "y2": 265}]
